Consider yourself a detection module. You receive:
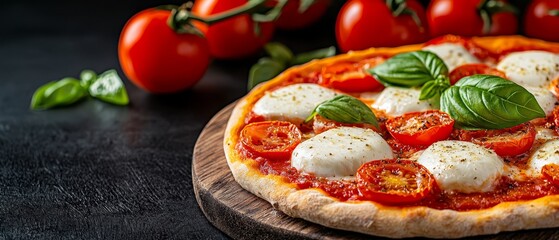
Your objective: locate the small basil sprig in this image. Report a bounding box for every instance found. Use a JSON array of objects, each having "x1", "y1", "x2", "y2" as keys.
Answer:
[
  {"x1": 31, "y1": 69, "x2": 129, "y2": 110},
  {"x1": 441, "y1": 75, "x2": 545, "y2": 130},
  {"x1": 305, "y1": 95, "x2": 379, "y2": 128},
  {"x1": 248, "y1": 42, "x2": 336, "y2": 90}
]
